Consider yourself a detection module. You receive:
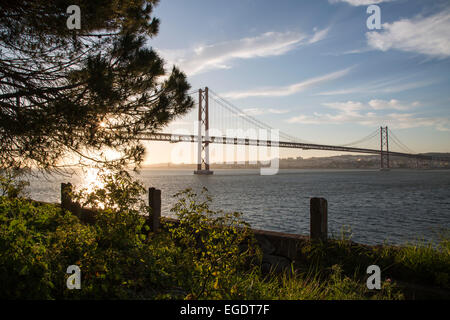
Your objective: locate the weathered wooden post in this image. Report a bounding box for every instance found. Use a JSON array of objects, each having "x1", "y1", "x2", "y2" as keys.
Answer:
[
  {"x1": 61, "y1": 182, "x2": 82, "y2": 215},
  {"x1": 310, "y1": 197, "x2": 328, "y2": 241},
  {"x1": 148, "y1": 187, "x2": 161, "y2": 233},
  {"x1": 61, "y1": 183, "x2": 73, "y2": 211}
]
